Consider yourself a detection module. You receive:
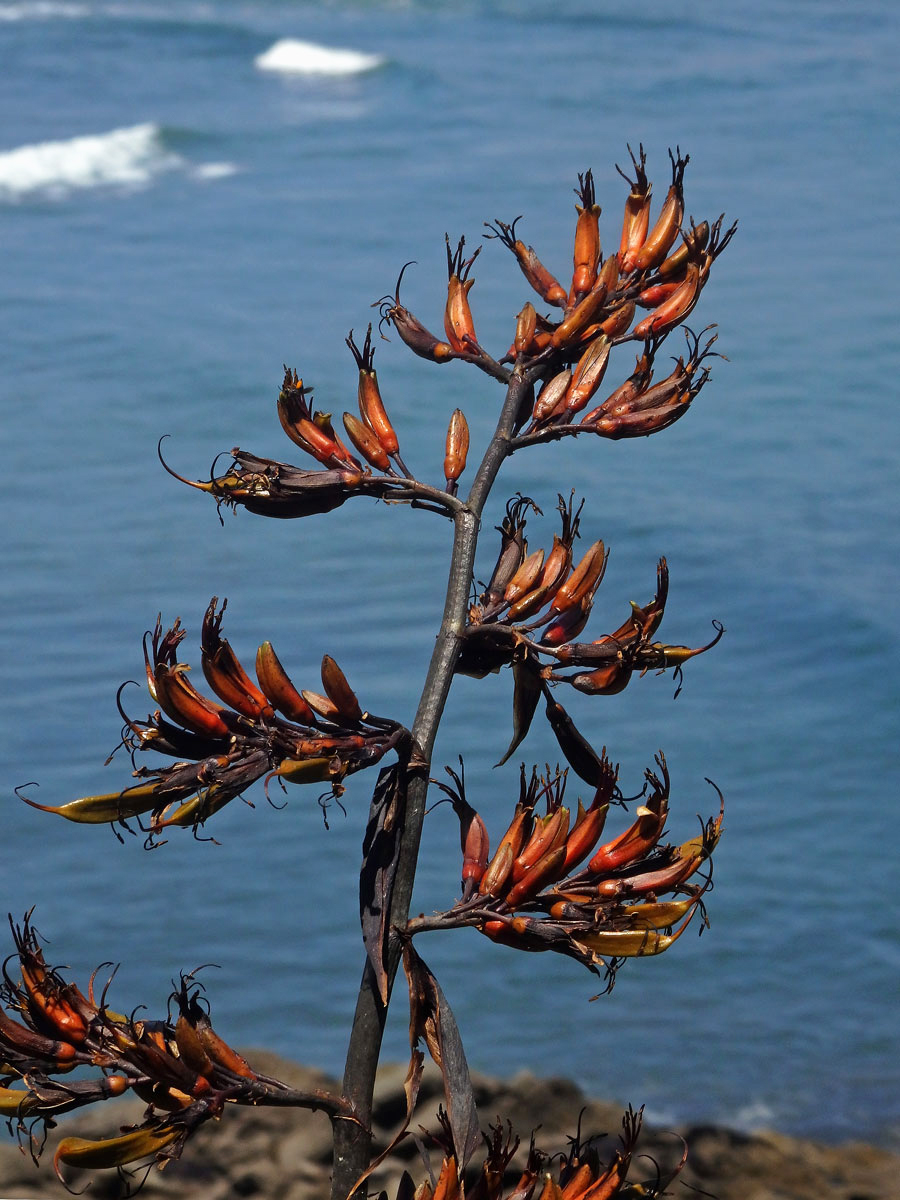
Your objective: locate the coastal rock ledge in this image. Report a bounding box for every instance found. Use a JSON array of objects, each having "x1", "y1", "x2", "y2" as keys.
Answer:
[{"x1": 1, "y1": 1055, "x2": 896, "y2": 1200}]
